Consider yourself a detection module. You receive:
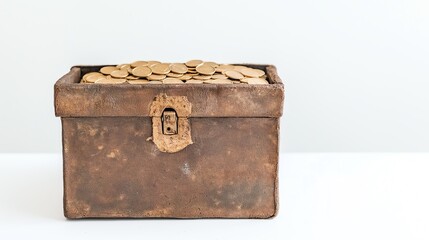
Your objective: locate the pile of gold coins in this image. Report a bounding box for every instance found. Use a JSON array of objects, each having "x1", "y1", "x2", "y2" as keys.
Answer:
[{"x1": 80, "y1": 60, "x2": 269, "y2": 85}]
